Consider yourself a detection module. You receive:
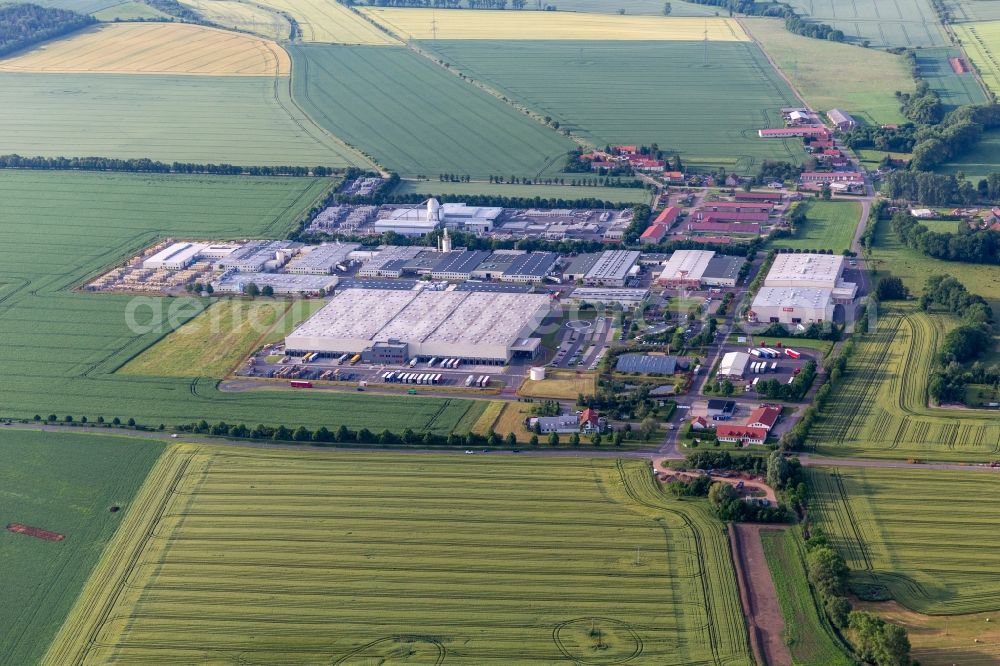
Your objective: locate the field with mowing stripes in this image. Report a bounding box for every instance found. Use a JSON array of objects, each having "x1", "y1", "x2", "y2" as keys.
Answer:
[
  {"x1": 783, "y1": 0, "x2": 946, "y2": 48},
  {"x1": 421, "y1": 40, "x2": 801, "y2": 174},
  {"x1": 256, "y1": 0, "x2": 401, "y2": 44},
  {"x1": 914, "y1": 47, "x2": 990, "y2": 110},
  {"x1": 391, "y1": 178, "x2": 653, "y2": 203},
  {"x1": 365, "y1": 9, "x2": 748, "y2": 40},
  {"x1": 945, "y1": 0, "x2": 1000, "y2": 22},
  {"x1": 0, "y1": 171, "x2": 477, "y2": 433},
  {"x1": 45, "y1": 450, "x2": 752, "y2": 665},
  {"x1": 811, "y1": 306, "x2": 1000, "y2": 461},
  {"x1": 179, "y1": 0, "x2": 292, "y2": 40},
  {"x1": 771, "y1": 200, "x2": 860, "y2": 253},
  {"x1": 808, "y1": 466, "x2": 1000, "y2": 615},
  {"x1": 955, "y1": 21, "x2": 1000, "y2": 95},
  {"x1": 0, "y1": 23, "x2": 290, "y2": 76},
  {"x1": 289, "y1": 44, "x2": 577, "y2": 178},
  {"x1": 0, "y1": 72, "x2": 366, "y2": 166},
  {"x1": 0, "y1": 430, "x2": 164, "y2": 666}
]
